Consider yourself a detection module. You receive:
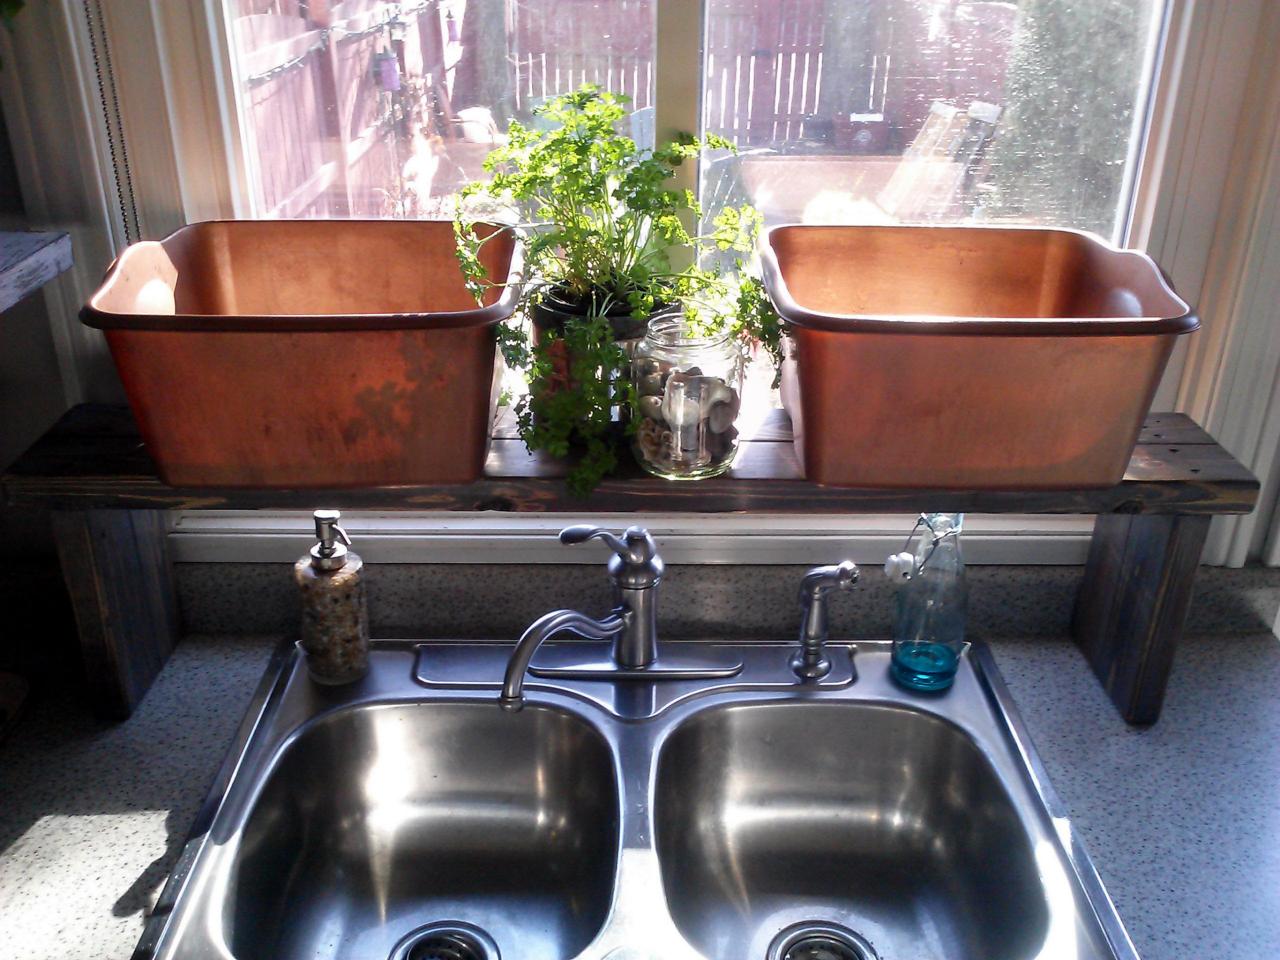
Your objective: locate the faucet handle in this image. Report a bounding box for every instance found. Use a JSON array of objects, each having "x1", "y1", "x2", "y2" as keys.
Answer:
[
  {"x1": 560, "y1": 524, "x2": 629, "y2": 553},
  {"x1": 559, "y1": 525, "x2": 664, "y2": 589}
]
